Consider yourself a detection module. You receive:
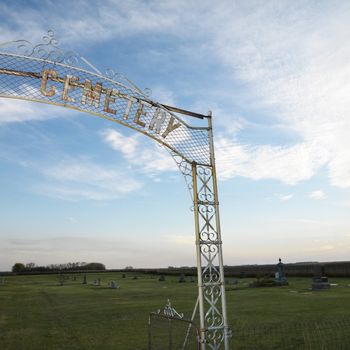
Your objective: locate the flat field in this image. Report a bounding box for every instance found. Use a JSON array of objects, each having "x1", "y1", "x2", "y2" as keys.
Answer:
[{"x1": 0, "y1": 273, "x2": 350, "y2": 349}]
